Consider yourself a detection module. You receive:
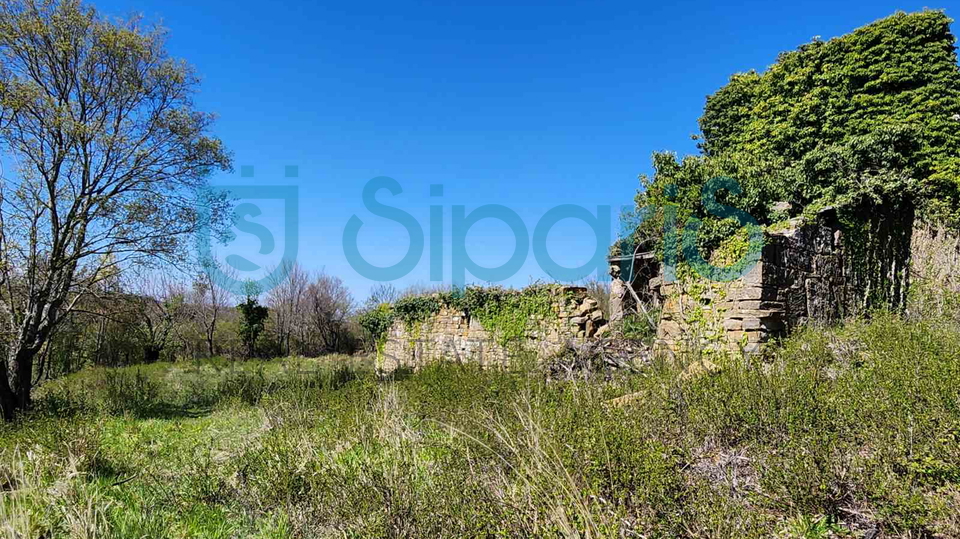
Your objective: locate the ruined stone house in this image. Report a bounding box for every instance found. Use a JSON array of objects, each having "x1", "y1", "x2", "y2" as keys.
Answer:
[
  {"x1": 380, "y1": 207, "x2": 943, "y2": 371},
  {"x1": 609, "y1": 208, "x2": 849, "y2": 352}
]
